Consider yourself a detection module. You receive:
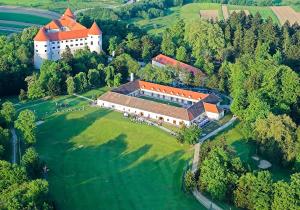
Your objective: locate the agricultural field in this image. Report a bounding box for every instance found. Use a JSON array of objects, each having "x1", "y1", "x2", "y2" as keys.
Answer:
[
  {"x1": 226, "y1": 5, "x2": 279, "y2": 24},
  {"x1": 271, "y1": 6, "x2": 300, "y2": 25},
  {"x1": 0, "y1": 0, "x2": 121, "y2": 13},
  {"x1": 133, "y1": 3, "x2": 222, "y2": 34}
]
